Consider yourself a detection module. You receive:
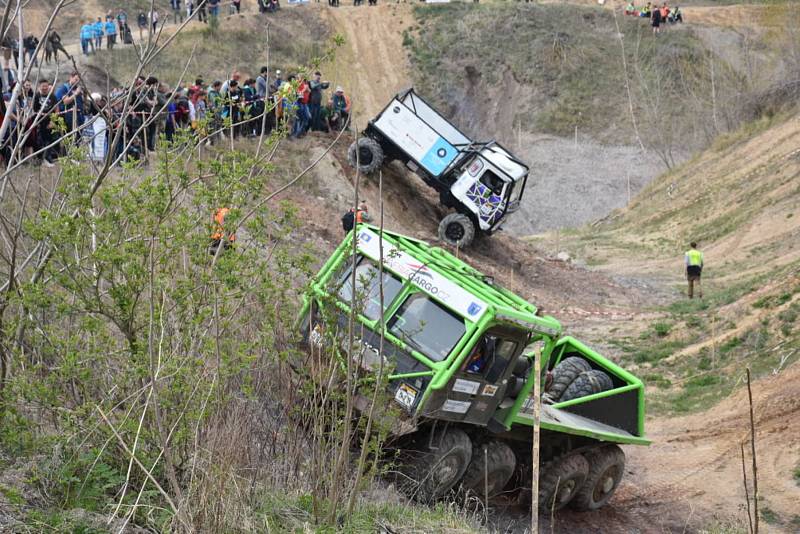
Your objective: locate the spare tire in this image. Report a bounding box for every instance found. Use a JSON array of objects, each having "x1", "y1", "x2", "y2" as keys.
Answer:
[
  {"x1": 438, "y1": 213, "x2": 475, "y2": 248},
  {"x1": 559, "y1": 369, "x2": 614, "y2": 402},
  {"x1": 347, "y1": 137, "x2": 384, "y2": 175},
  {"x1": 547, "y1": 356, "x2": 592, "y2": 402}
]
